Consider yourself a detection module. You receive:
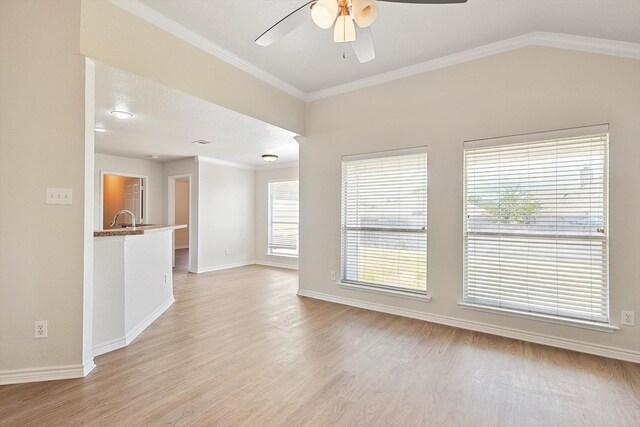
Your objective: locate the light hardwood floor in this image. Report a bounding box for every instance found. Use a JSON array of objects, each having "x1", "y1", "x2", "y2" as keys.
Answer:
[{"x1": 1, "y1": 249, "x2": 639, "y2": 426}]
